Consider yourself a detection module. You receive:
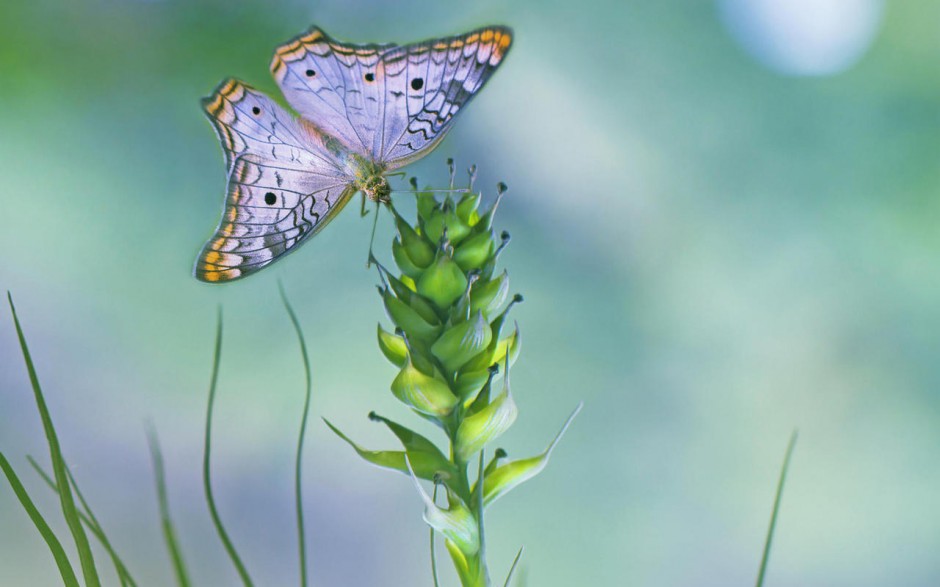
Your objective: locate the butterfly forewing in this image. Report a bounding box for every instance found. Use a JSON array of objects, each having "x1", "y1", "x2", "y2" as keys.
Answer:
[
  {"x1": 377, "y1": 26, "x2": 512, "y2": 168},
  {"x1": 196, "y1": 79, "x2": 355, "y2": 282},
  {"x1": 271, "y1": 28, "x2": 393, "y2": 156}
]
